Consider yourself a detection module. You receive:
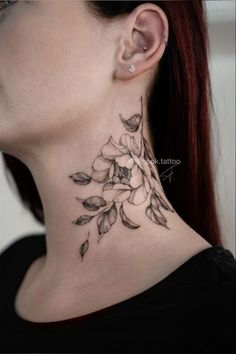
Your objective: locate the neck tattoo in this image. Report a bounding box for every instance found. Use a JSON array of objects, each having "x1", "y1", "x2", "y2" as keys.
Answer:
[{"x1": 69, "y1": 96, "x2": 174, "y2": 260}]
